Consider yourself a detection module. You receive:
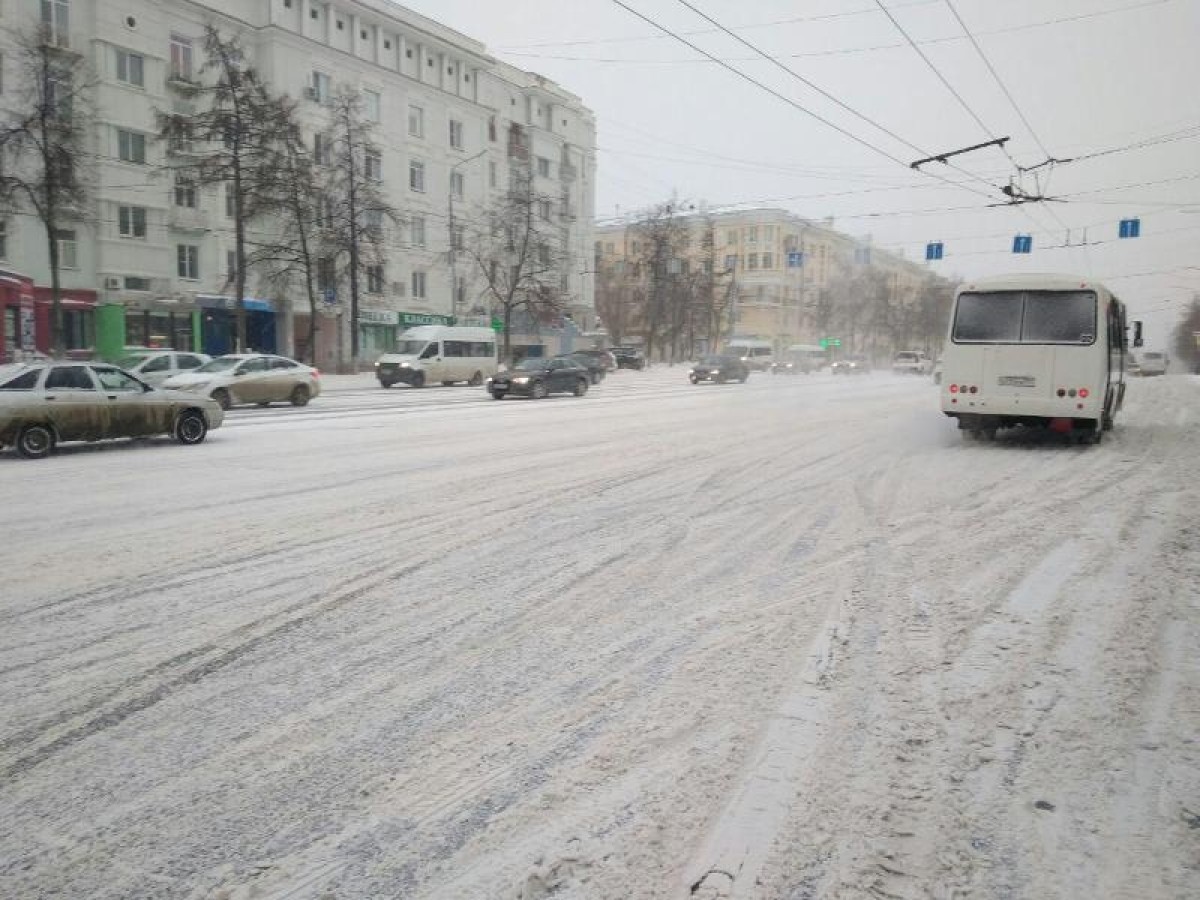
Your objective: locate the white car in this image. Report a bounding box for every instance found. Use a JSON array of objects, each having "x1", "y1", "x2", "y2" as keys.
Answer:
[
  {"x1": 892, "y1": 350, "x2": 934, "y2": 375},
  {"x1": 162, "y1": 354, "x2": 321, "y2": 410},
  {"x1": 1138, "y1": 351, "x2": 1168, "y2": 376},
  {"x1": 117, "y1": 349, "x2": 211, "y2": 387}
]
